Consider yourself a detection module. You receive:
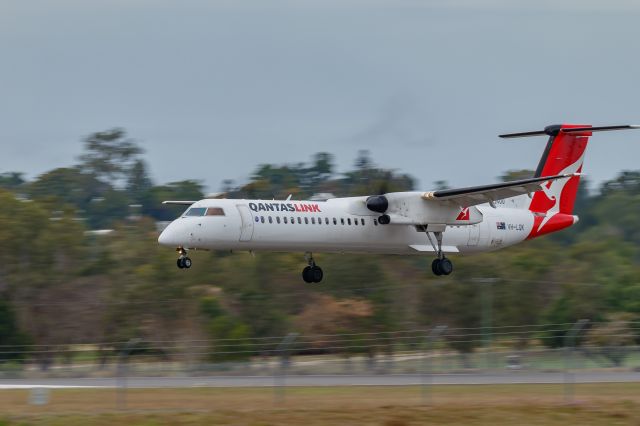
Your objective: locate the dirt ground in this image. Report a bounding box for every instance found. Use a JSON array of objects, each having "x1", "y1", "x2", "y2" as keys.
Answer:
[{"x1": 1, "y1": 384, "x2": 639, "y2": 425}]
